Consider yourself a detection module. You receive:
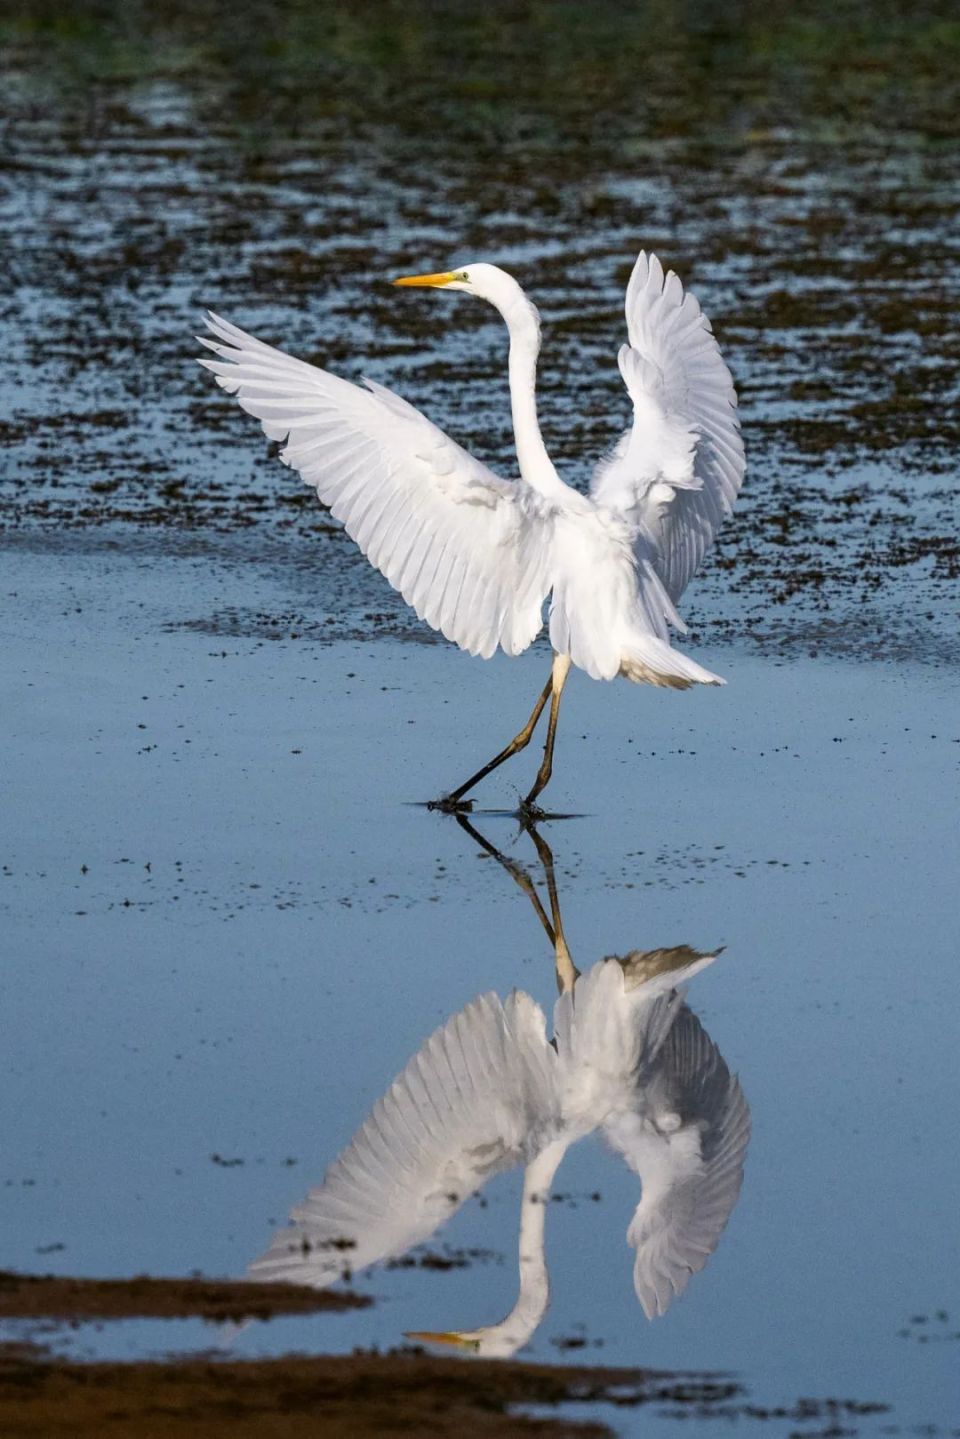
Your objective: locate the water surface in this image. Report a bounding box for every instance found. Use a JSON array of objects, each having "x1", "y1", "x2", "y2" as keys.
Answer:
[{"x1": 2, "y1": 4, "x2": 959, "y2": 1435}]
